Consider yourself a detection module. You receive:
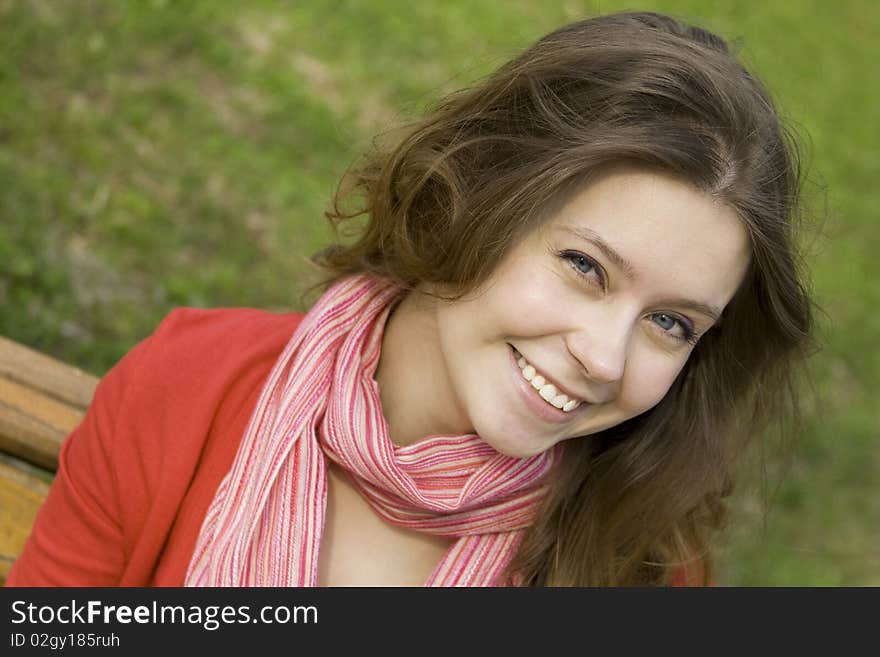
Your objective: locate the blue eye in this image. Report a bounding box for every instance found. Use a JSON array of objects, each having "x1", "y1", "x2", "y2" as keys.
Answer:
[
  {"x1": 568, "y1": 254, "x2": 595, "y2": 274},
  {"x1": 559, "y1": 250, "x2": 604, "y2": 288},
  {"x1": 651, "y1": 313, "x2": 698, "y2": 345},
  {"x1": 654, "y1": 313, "x2": 676, "y2": 331}
]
